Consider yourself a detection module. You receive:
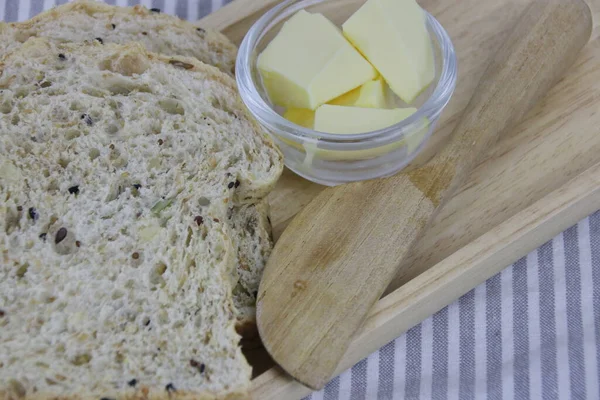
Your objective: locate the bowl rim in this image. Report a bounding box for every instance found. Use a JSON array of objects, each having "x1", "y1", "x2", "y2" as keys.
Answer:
[{"x1": 236, "y1": 0, "x2": 458, "y2": 148}]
